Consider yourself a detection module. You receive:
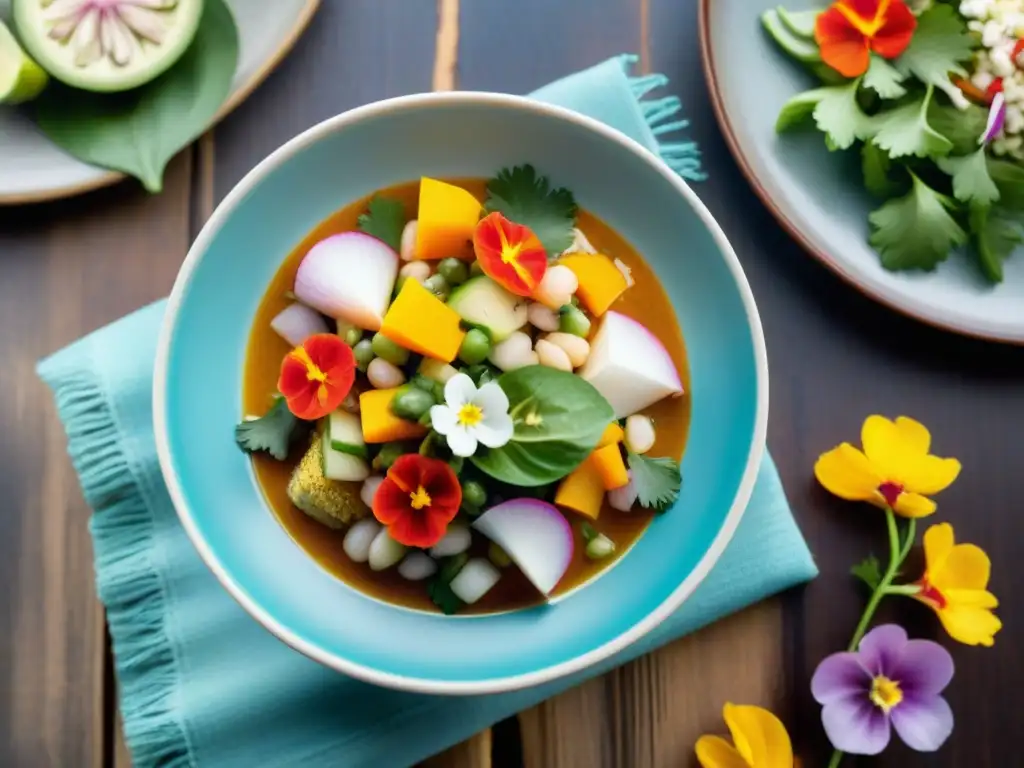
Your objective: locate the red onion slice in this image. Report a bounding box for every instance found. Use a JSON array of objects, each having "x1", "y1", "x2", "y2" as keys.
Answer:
[{"x1": 981, "y1": 92, "x2": 1006, "y2": 146}]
